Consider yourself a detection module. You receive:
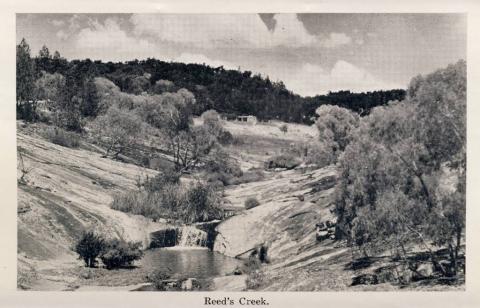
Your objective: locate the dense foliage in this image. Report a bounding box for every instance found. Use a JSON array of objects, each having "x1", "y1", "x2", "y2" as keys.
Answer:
[
  {"x1": 100, "y1": 239, "x2": 143, "y2": 269},
  {"x1": 74, "y1": 231, "x2": 144, "y2": 269},
  {"x1": 333, "y1": 60, "x2": 466, "y2": 277},
  {"x1": 111, "y1": 178, "x2": 224, "y2": 223},
  {"x1": 74, "y1": 231, "x2": 105, "y2": 268},
  {"x1": 17, "y1": 39, "x2": 406, "y2": 125},
  {"x1": 314, "y1": 105, "x2": 359, "y2": 163}
]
